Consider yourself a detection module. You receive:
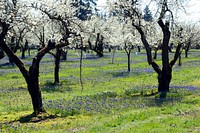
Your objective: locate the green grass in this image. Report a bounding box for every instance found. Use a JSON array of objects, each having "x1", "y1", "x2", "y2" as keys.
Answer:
[{"x1": 0, "y1": 49, "x2": 200, "y2": 132}]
